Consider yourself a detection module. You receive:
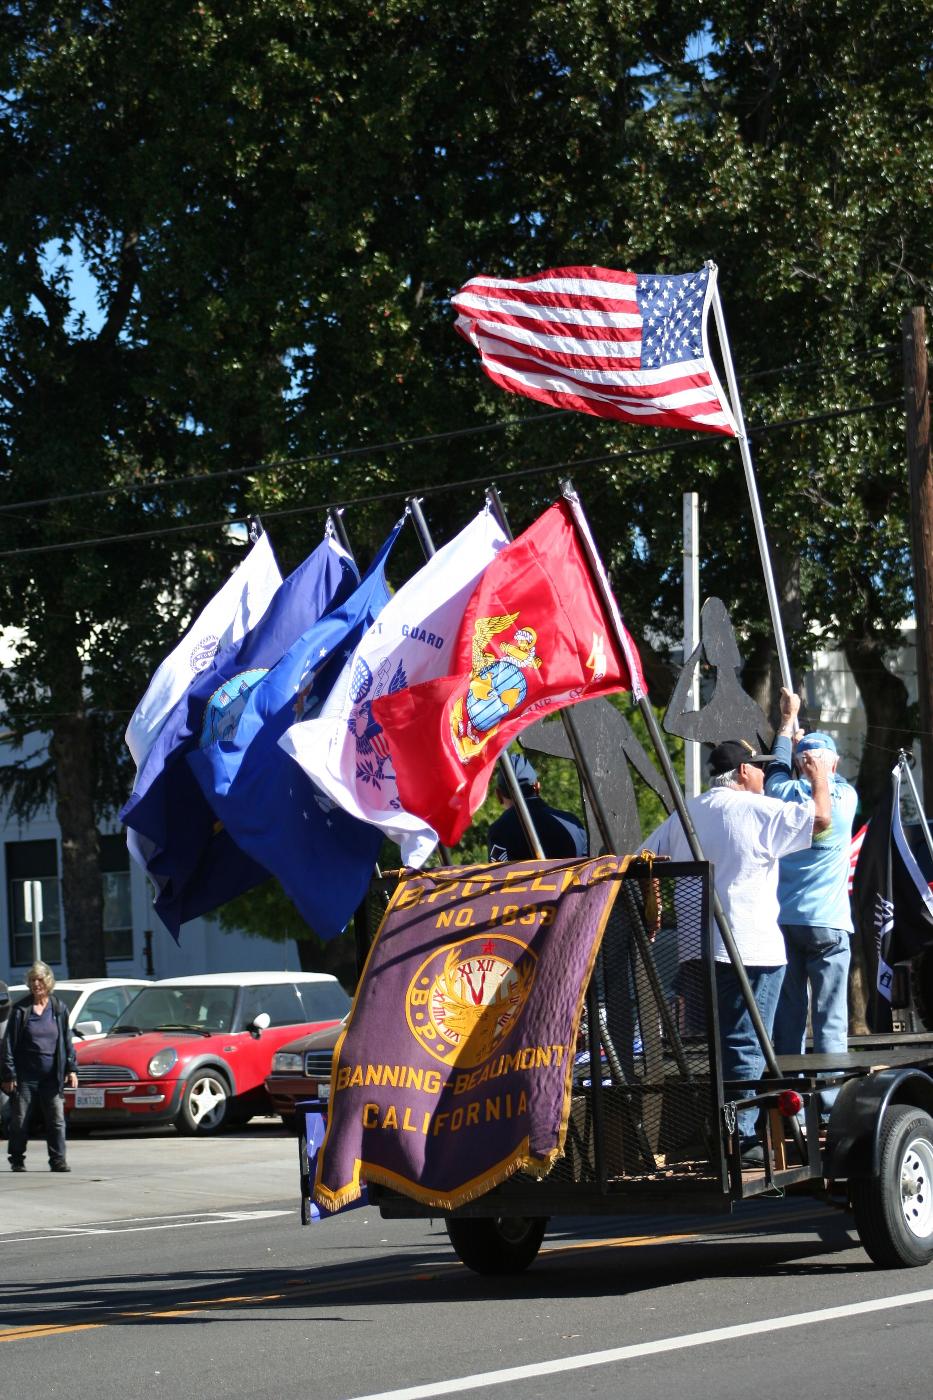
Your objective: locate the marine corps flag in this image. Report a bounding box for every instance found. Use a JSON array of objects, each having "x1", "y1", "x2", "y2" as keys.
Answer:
[
  {"x1": 314, "y1": 856, "x2": 628, "y2": 1213},
  {"x1": 371, "y1": 500, "x2": 646, "y2": 848},
  {"x1": 852, "y1": 761, "x2": 933, "y2": 1031}
]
